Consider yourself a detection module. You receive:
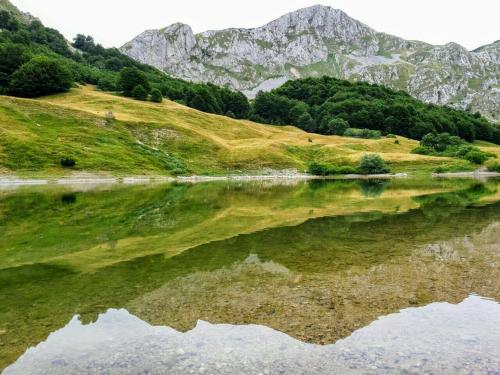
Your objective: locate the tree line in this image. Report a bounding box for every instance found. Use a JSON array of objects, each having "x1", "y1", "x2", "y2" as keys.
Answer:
[{"x1": 251, "y1": 77, "x2": 500, "y2": 144}]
